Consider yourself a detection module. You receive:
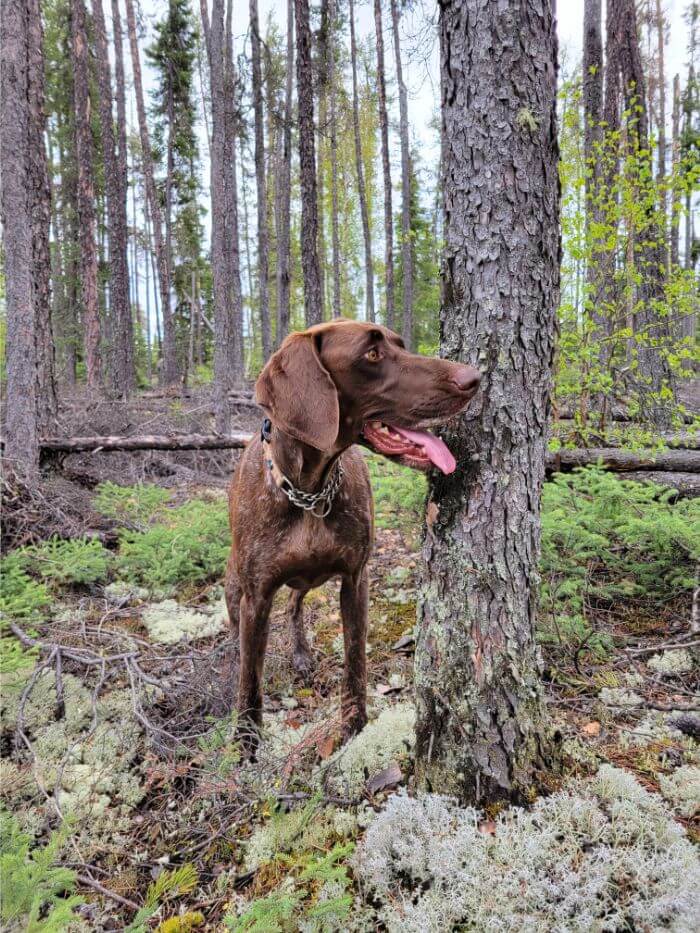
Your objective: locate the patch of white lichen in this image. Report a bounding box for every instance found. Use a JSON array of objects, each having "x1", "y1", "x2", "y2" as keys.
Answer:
[
  {"x1": 599, "y1": 686, "x2": 644, "y2": 708},
  {"x1": 647, "y1": 649, "x2": 695, "y2": 676},
  {"x1": 354, "y1": 765, "x2": 700, "y2": 932},
  {"x1": 140, "y1": 597, "x2": 226, "y2": 644},
  {"x1": 659, "y1": 765, "x2": 700, "y2": 818}
]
